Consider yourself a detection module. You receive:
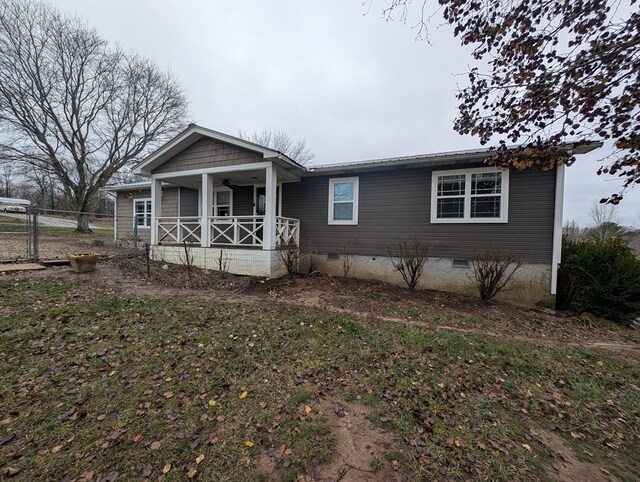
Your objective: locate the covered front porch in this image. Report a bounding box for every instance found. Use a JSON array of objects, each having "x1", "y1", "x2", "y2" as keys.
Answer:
[{"x1": 149, "y1": 162, "x2": 300, "y2": 251}]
